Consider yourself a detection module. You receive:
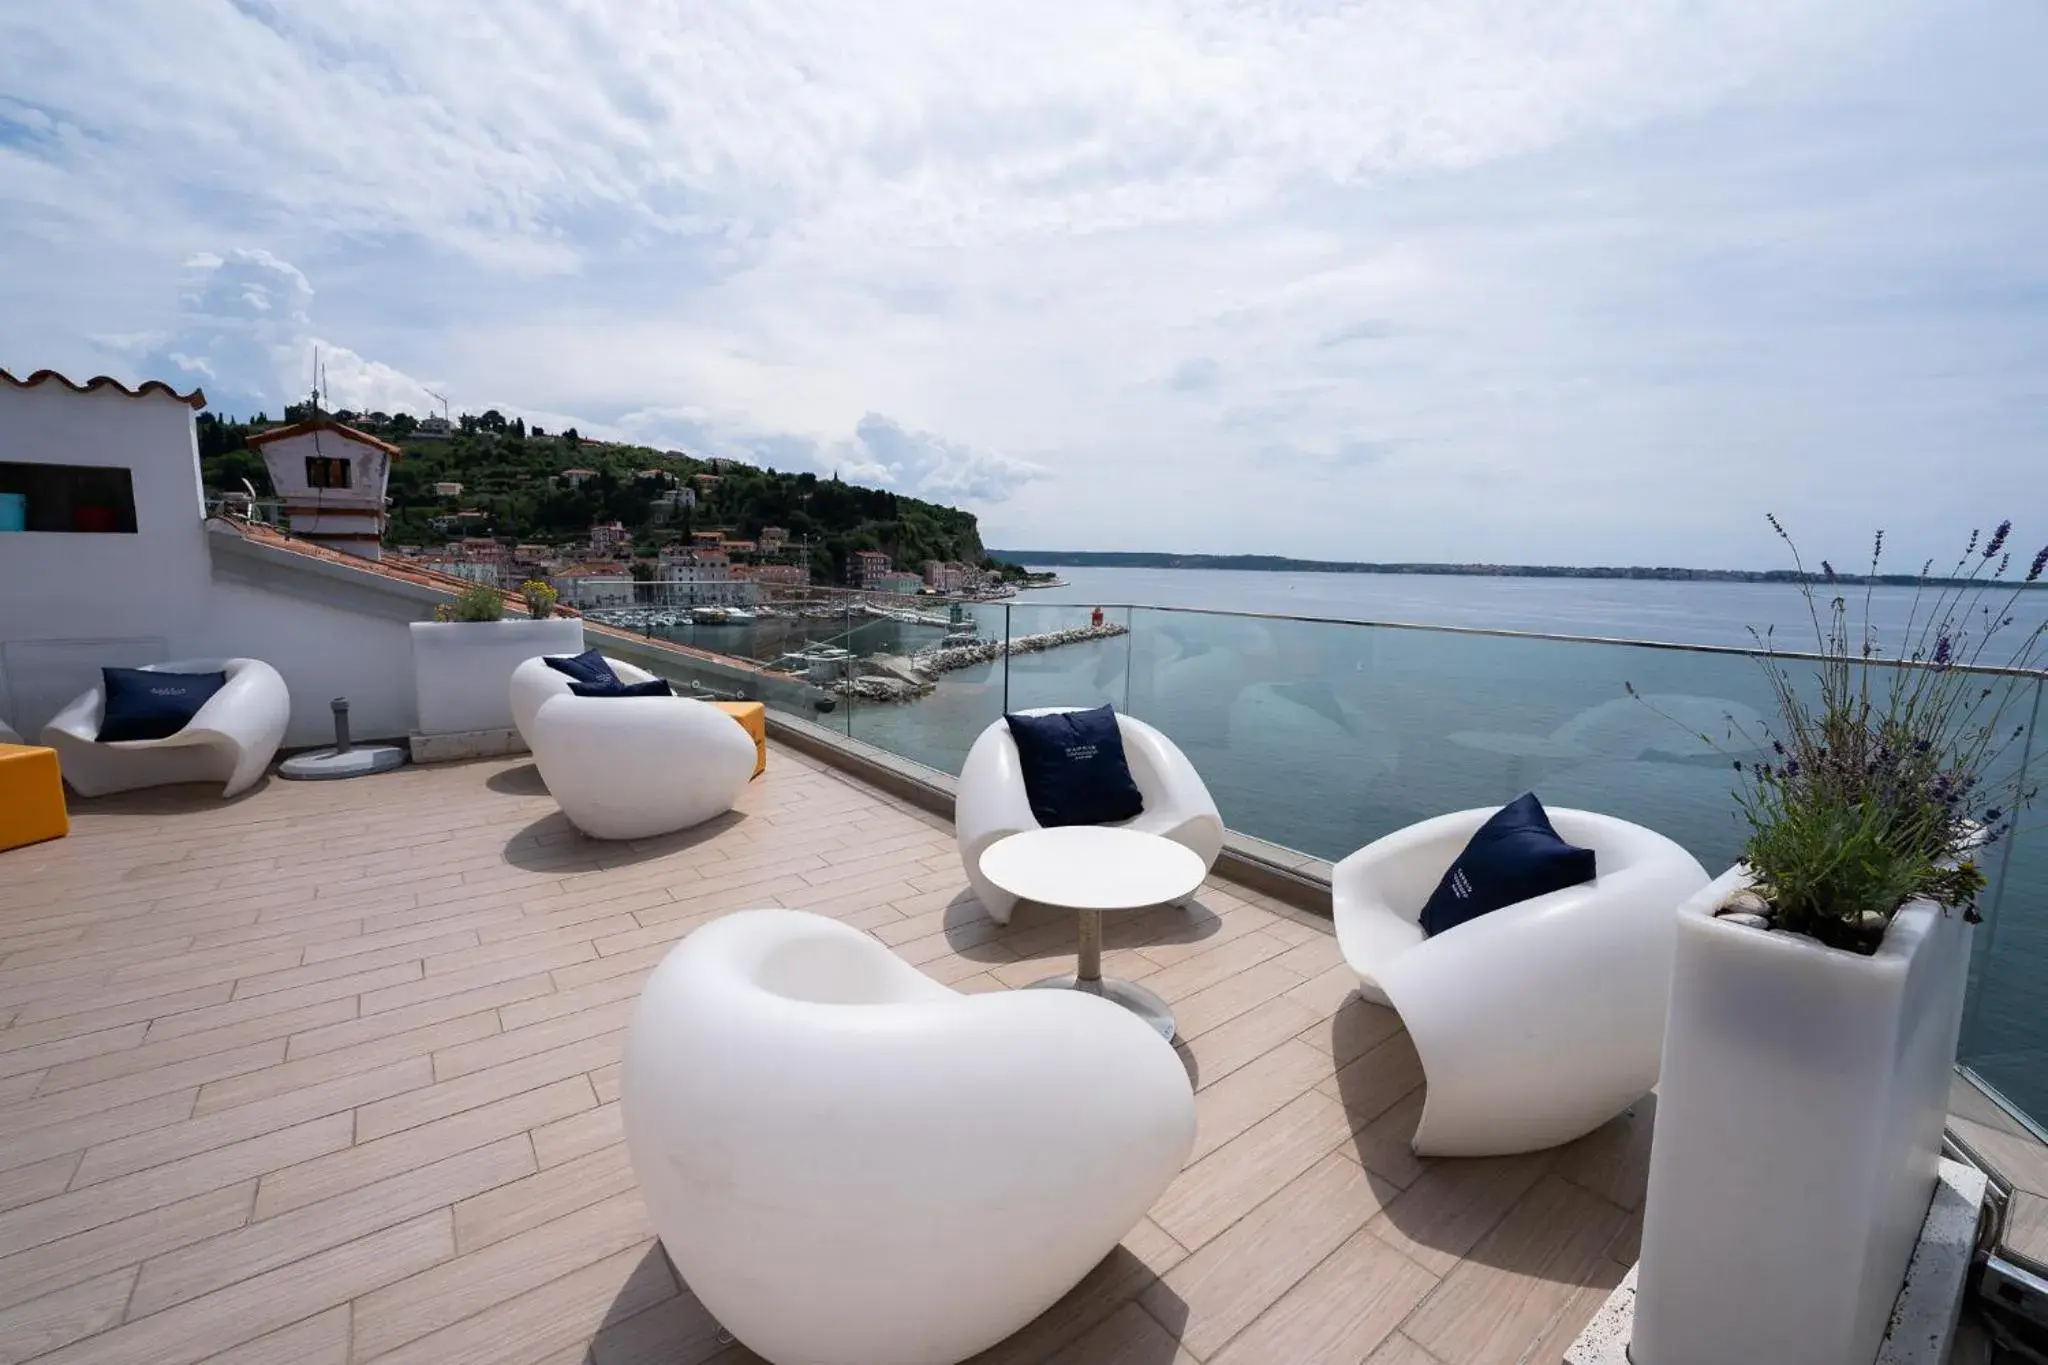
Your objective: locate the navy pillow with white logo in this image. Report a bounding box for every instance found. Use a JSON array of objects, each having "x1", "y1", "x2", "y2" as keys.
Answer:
[
  {"x1": 97, "y1": 667, "x2": 228, "y2": 743},
  {"x1": 568, "y1": 678, "x2": 673, "y2": 698},
  {"x1": 1419, "y1": 793, "x2": 1596, "y2": 937},
  {"x1": 543, "y1": 649, "x2": 621, "y2": 693},
  {"x1": 1003, "y1": 705, "x2": 1145, "y2": 828}
]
